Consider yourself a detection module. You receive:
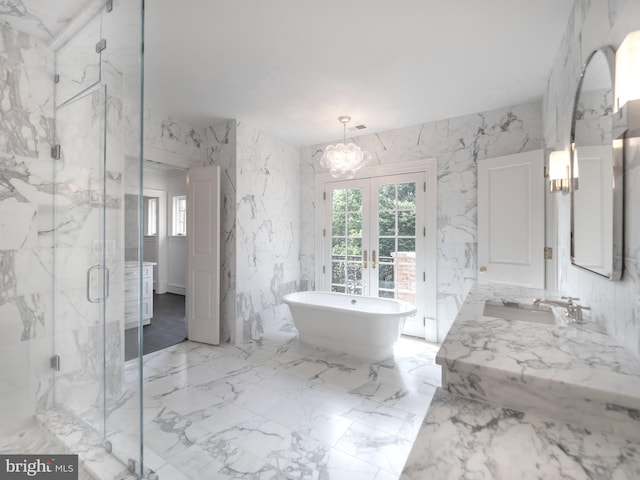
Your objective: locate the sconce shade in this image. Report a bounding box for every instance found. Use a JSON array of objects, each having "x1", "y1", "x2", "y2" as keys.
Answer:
[
  {"x1": 548, "y1": 150, "x2": 570, "y2": 193},
  {"x1": 549, "y1": 150, "x2": 568, "y2": 180},
  {"x1": 615, "y1": 30, "x2": 640, "y2": 110}
]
